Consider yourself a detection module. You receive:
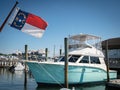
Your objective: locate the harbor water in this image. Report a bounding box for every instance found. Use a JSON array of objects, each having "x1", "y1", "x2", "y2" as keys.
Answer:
[{"x1": 0, "y1": 68, "x2": 113, "y2": 90}]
